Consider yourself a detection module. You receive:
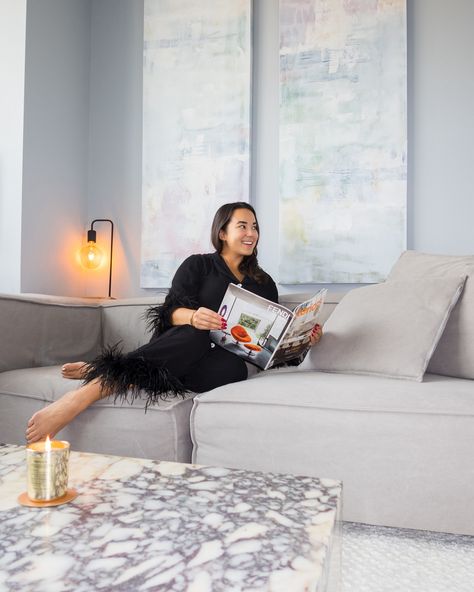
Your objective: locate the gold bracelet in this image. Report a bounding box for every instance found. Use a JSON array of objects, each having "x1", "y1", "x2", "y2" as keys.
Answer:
[{"x1": 190, "y1": 311, "x2": 196, "y2": 327}]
